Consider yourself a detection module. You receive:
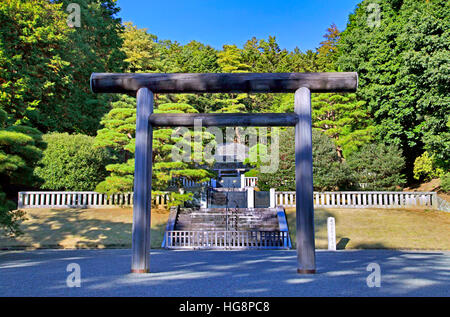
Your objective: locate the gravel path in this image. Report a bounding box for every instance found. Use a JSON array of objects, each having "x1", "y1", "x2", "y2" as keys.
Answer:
[{"x1": 0, "y1": 249, "x2": 448, "y2": 297}]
